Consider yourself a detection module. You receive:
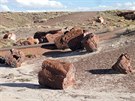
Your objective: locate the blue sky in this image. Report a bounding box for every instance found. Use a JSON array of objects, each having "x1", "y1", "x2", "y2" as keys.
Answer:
[{"x1": 0, "y1": 0, "x2": 135, "y2": 12}]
